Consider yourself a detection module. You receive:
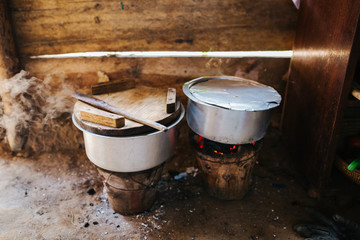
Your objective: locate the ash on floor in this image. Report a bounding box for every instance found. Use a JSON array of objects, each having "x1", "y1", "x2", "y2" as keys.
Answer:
[{"x1": 0, "y1": 129, "x2": 359, "y2": 240}]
